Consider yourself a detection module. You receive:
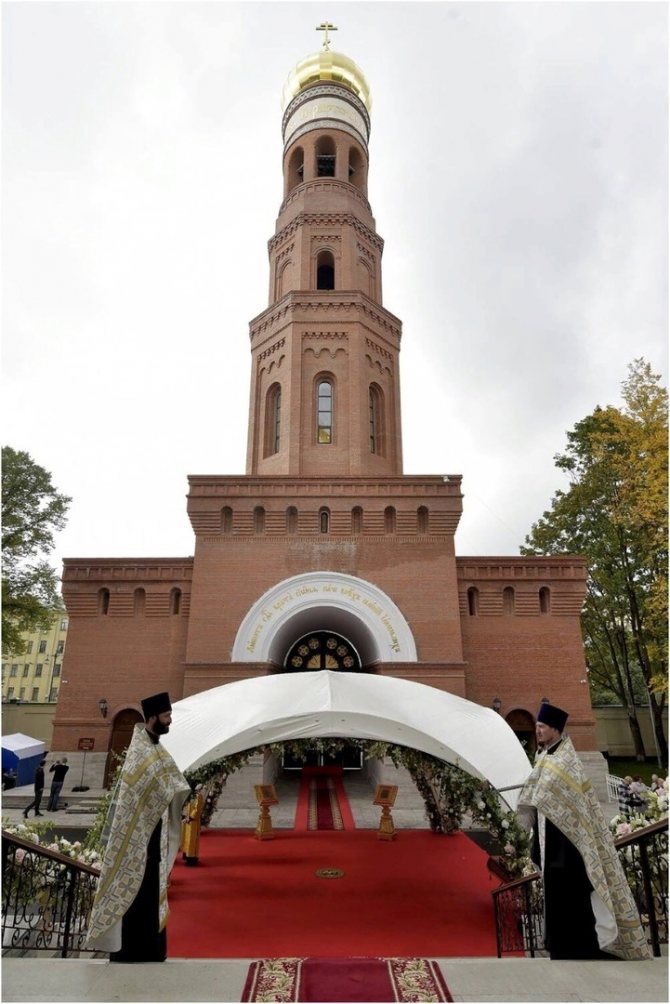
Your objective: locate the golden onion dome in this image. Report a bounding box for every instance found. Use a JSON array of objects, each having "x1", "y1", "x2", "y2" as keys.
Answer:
[{"x1": 281, "y1": 48, "x2": 371, "y2": 114}]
